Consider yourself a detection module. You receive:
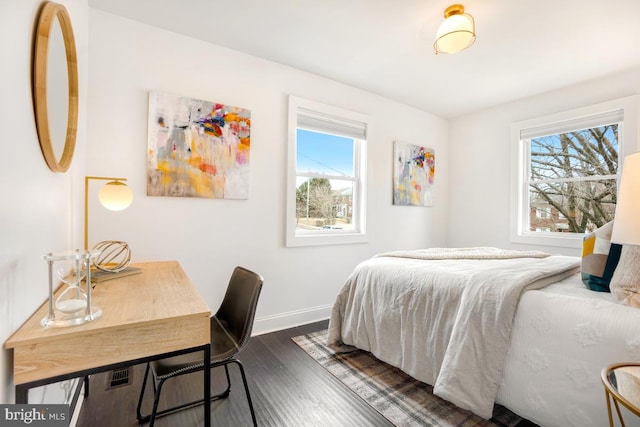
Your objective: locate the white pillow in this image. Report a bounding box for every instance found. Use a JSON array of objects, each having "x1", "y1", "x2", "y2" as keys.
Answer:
[{"x1": 610, "y1": 245, "x2": 640, "y2": 307}]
